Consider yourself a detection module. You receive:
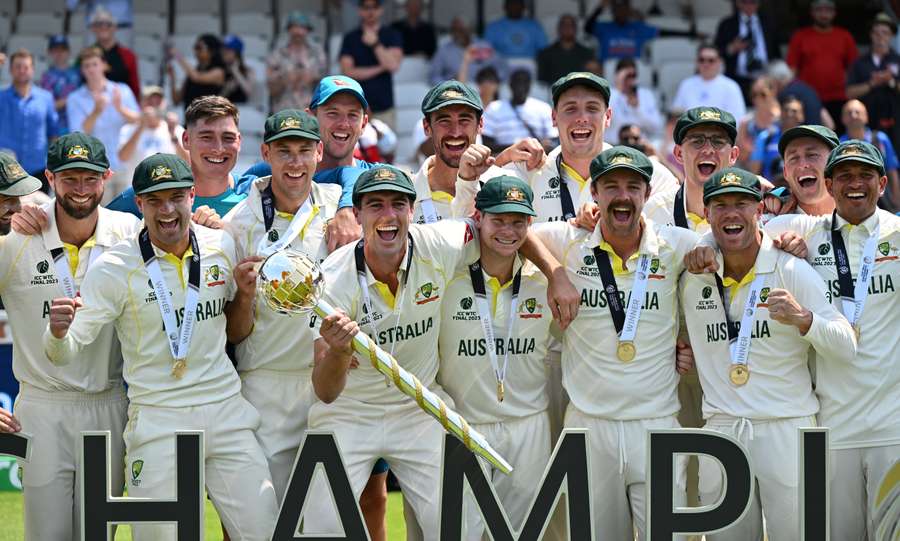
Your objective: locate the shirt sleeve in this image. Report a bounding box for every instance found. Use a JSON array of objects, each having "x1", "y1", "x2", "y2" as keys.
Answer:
[
  {"x1": 782, "y1": 255, "x2": 857, "y2": 362},
  {"x1": 533, "y1": 20, "x2": 548, "y2": 51},
  {"x1": 46, "y1": 94, "x2": 60, "y2": 138},
  {"x1": 105, "y1": 188, "x2": 142, "y2": 217},
  {"x1": 42, "y1": 254, "x2": 126, "y2": 365},
  {"x1": 67, "y1": 91, "x2": 87, "y2": 134},
  {"x1": 529, "y1": 222, "x2": 570, "y2": 262},
  {"x1": 750, "y1": 130, "x2": 768, "y2": 162},
  {"x1": 880, "y1": 134, "x2": 900, "y2": 171}
]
